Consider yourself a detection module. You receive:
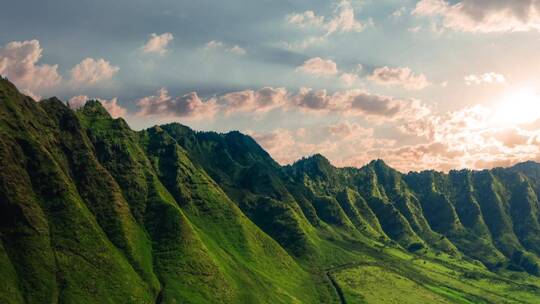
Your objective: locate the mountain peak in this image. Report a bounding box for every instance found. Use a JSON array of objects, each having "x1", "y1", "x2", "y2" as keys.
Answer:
[
  {"x1": 306, "y1": 153, "x2": 331, "y2": 164},
  {"x1": 370, "y1": 158, "x2": 388, "y2": 166},
  {"x1": 80, "y1": 100, "x2": 111, "y2": 119},
  {"x1": 292, "y1": 153, "x2": 332, "y2": 169},
  {"x1": 161, "y1": 122, "x2": 192, "y2": 132},
  {"x1": 364, "y1": 159, "x2": 393, "y2": 172},
  {"x1": 289, "y1": 153, "x2": 337, "y2": 181},
  {"x1": 512, "y1": 160, "x2": 540, "y2": 169}
]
